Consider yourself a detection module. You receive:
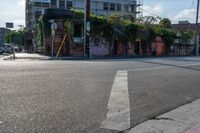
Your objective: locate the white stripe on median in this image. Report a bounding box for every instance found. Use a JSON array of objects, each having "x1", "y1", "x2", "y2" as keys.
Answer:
[{"x1": 101, "y1": 70, "x2": 130, "y2": 131}]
